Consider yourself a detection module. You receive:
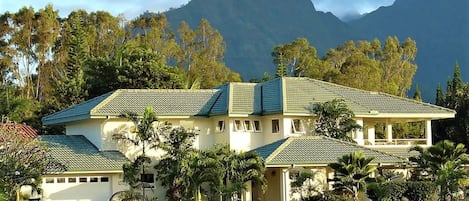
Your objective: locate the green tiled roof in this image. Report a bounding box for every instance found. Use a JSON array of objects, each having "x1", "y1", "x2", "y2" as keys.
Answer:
[
  {"x1": 369, "y1": 147, "x2": 420, "y2": 159},
  {"x1": 43, "y1": 89, "x2": 221, "y2": 125},
  {"x1": 40, "y1": 135, "x2": 128, "y2": 172},
  {"x1": 253, "y1": 136, "x2": 406, "y2": 166},
  {"x1": 279, "y1": 77, "x2": 455, "y2": 116},
  {"x1": 43, "y1": 77, "x2": 455, "y2": 126}
]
